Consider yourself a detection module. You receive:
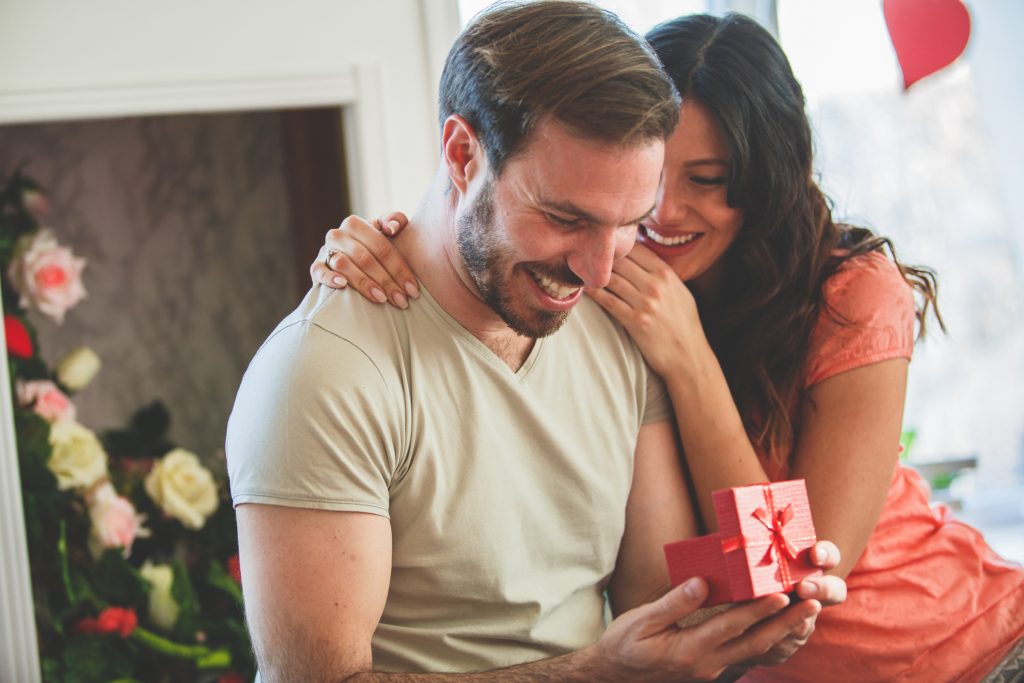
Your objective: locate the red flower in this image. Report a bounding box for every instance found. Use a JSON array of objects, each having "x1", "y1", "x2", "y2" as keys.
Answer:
[
  {"x1": 75, "y1": 606, "x2": 138, "y2": 638},
  {"x1": 227, "y1": 554, "x2": 242, "y2": 584},
  {"x1": 3, "y1": 315, "x2": 33, "y2": 359},
  {"x1": 218, "y1": 672, "x2": 245, "y2": 683}
]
